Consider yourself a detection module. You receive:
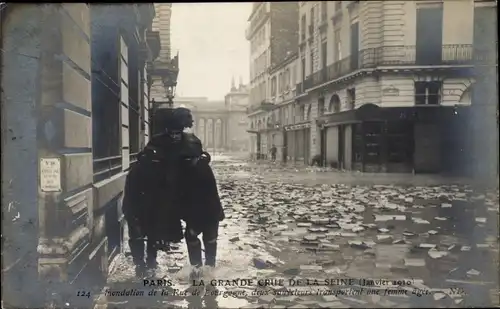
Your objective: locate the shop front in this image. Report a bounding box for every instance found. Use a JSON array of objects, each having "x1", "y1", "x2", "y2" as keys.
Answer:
[
  {"x1": 316, "y1": 104, "x2": 471, "y2": 174},
  {"x1": 284, "y1": 122, "x2": 311, "y2": 165},
  {"x1": 246, "y1": 129, "x2": 262, "y2": 159}
]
